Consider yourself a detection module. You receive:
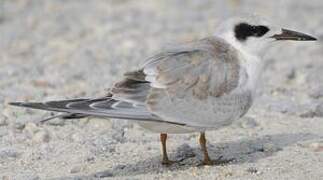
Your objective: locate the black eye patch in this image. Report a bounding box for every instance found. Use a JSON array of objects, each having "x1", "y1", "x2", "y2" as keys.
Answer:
[{"x1": 234, "y1": 23, "x2": 270, "y2": 41}]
